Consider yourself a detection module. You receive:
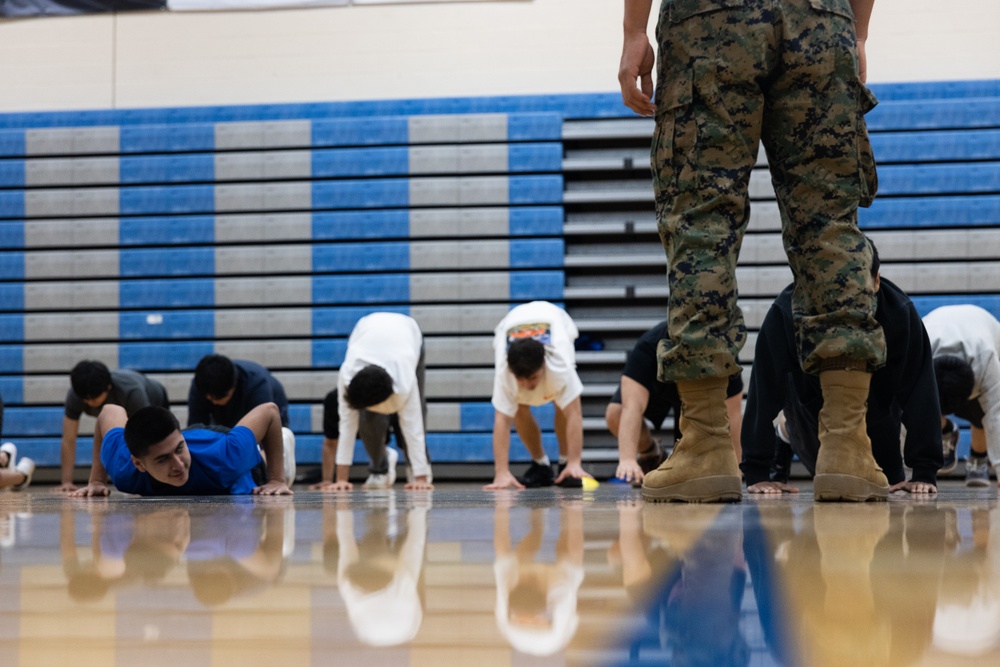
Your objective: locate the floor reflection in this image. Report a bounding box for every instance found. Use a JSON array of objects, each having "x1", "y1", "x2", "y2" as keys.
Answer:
[{"x1": 0, "y1": 486, "x2": 996, "y2": 666}]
